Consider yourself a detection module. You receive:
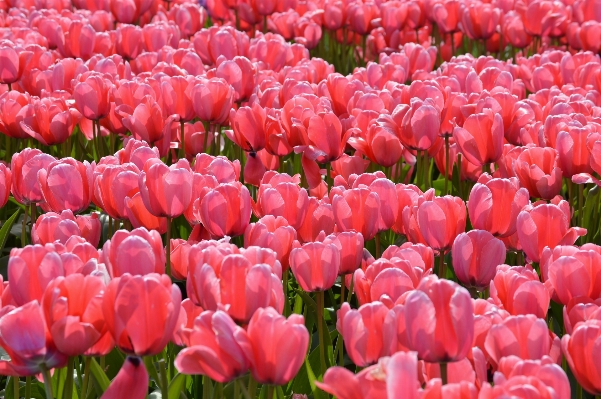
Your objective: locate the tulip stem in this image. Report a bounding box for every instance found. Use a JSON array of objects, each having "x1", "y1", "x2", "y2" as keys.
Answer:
[
  {"x1": 81, "y1": 357, "x2": 91, "y2": 399},
  {"x1": 166, "y1": 217, "x2": 172, "y2": 276},
  {"x1": 12, "y1": 376, "x2": 19, "y2": 399},
  {"x1": 30, "y1": 204, "x2": 36, "y2": 225},
  {"x1": 41, "y1": 364, "x2": 54, "y2": 399},
  {"x1": 375, "y1": 233, "x2": 381, "y2": 259},
  {"x1": 158, "y1": 360, "x2": 169, "y2": 399},
  {"x1": 283, "y1": 271, "x2": 290, "y2": 317},
  {"x1": 578, "y1": 184, "x2": 584, "y2": 231},
  {"x1": 440, "y1": 362, "x2": 448, "y2": 385},
  {"x1": 203, "y1": 376, "x2": 212, "y2": 399},
  {"x1": 247, "y1": 376, "x2": 257, "y2": 398},
  {"x1": 316, "y1": 290, "x2": 328, "y2": 375},
  {"x1": 577, "y1": 384, "x2": 582, "y2": 399},
  {"x1": 346, "y1": 275, "x2": 354, "y2": 303},
  {"x1": 64, "y1": 357, "x2": 74, "y2": 399},
  {"x1": 7, "y1": 83, "x2": 11, "y2": 91},
  {"x1": 180, "y1": 120, "x2": 186, "y2": 160},
  {"x1": 263, "y1": 16, "x2": 268, "y2": 34},
  {"x1": 21, "y1": 204, "x2": 28, "y2": 247},
  {"x1": 25, "y1": 376, "x2": 31, "y2": 399},
  {"x1": 438, "y1": 253, "x2": 446, "y2": 279},
  {"x1": 444, "y1": 135, "x2": 450, "y2": 195},
  {"x1": 457, "y1": 154, "x2": 463, "y2": 198},
  {"x1": 267, "y1": 386, "x2": 275, "y2": 399},
  {"x1": 516, "y1": 251, "x2": 523, "y2": 266}
]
